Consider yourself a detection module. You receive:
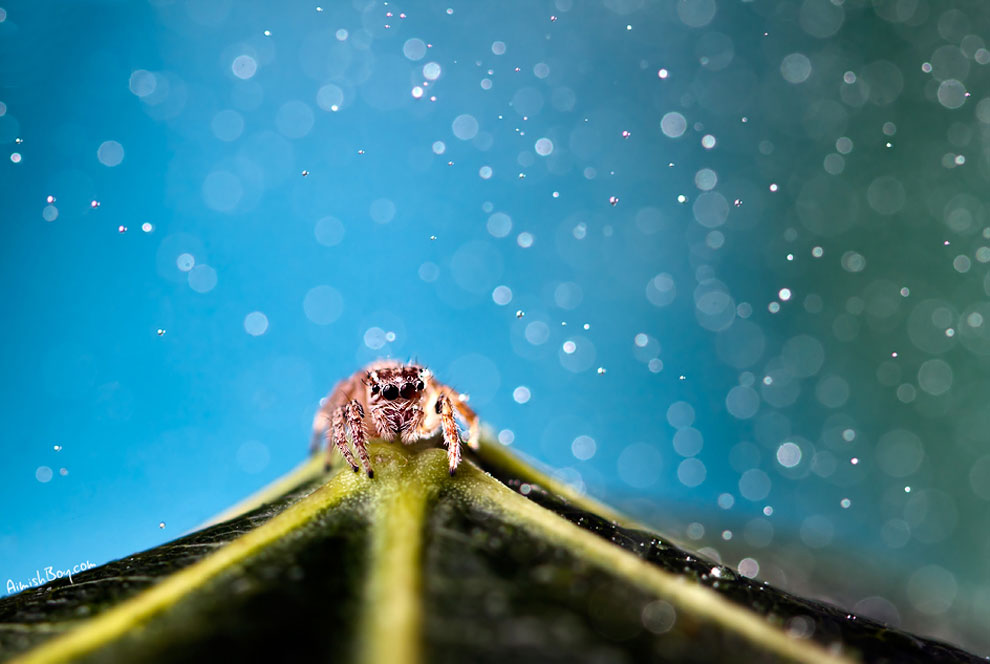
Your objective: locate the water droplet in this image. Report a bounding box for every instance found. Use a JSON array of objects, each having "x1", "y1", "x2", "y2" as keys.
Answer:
[
  {"x1": 357, "y1": 149, "x2": 365, "y2": 155},
  {"x1": 159, "y1": 521, "x2": 166, "y2": 529},
  {"x1": 597, "y1": 367, "x2": 606, "y2": 375},
  {"x1": 46, "y1": 195, "x2": 55, "y2": 204},
  {"x1": 609, "y1": 195, "x2": 619, "y2": 206},
  {"x1": 117, "y1": 225, "x2": 127, "y2": 233},
  {"x1": 157, "y1": 328, "x2": 166, "y2": 336},
  {"x1": 769, "y1": 183, "x2": 778, "y2": 192},
  {"x1": 734, "y1": 199, "x2": 742, "y2": 207},
  {"x1": 14, "y1": 137, "x2": 23, "y2": 144},
  {"x1": 53, "y1": 445, "x2": 62, "y2": 451},
  {"x1": 429, "y1": 235, "x2": 437, "y2": 241},
  {"x1": 621, "y1": 130, "x2": 631, "y2": 138},
  {"x1": 850, "y1": 457, "x2": 859, "y2": 465},
  {"x1": 301, "y1": 170, "x2": 309, "y2": 176},
  {"x1": 515, "y1": 310, "x2": 524, "y2": 318},
  {"x1": 90, "y1": 200, "x2": 101, "y2": 209},
  {"x1": 263, "y1": 29, "x2": 271, "y2": 36},
  {"x1": 658, "y1": 68, "x2": 669, "y2": 79},
  {"x1": 904, "y1": 486, "x2": 911, "y2": 493},
  {"x1": 550, "y1": 15, "x2": 557, "y2": 21}
]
